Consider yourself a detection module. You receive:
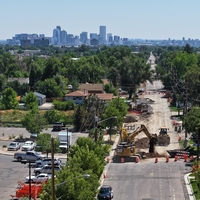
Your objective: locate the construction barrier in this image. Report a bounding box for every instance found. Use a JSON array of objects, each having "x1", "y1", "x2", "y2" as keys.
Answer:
[
  {"x1": 166, "y1": 156, "x2": 169, "y2": 163},
  {"x1": 155, "y1": 157, "x2": 158, "y2": 163},
  {"x1": 106, "y1": 157, "x2": 110, "y2": 163},
  {"x1": 121, "y1": 157, "x2": 124, "y2": 163},
  {"x1": 135, "y1": 156, "x2": 139, "y2": 163},
  {"x1": 103, "y1": 173, "x2": 106, "y2": 178}
]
